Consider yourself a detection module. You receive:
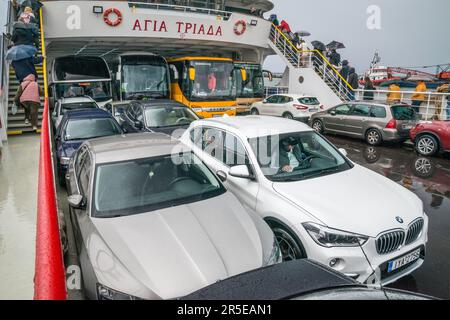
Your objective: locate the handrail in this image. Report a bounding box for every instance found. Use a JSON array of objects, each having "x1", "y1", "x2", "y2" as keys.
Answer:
[
  {"x1": 34, "y1": 7, "x2": 67, "y2": 300},
  {"x1": 270, "y1": 24, "x2": 355, "y2": 91},
  {"x1": 128, "y1": 1, "x2": 231, "y2": 18}
]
